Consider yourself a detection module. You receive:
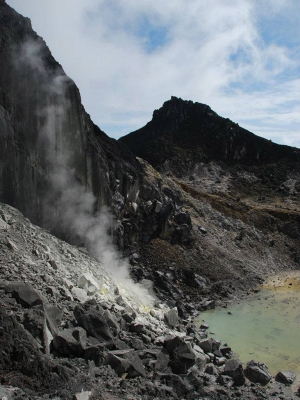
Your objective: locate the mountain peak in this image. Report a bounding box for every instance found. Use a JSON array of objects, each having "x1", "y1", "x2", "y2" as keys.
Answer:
[
  {"x1": 152, "y1": 96, "x2": 215, "y2": 123},
  {"x1": 120, "y1": 98, "x2": 300, "y2": 174}
]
